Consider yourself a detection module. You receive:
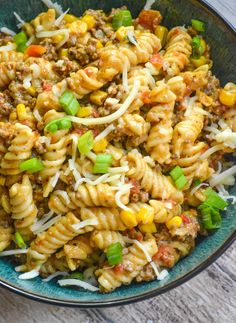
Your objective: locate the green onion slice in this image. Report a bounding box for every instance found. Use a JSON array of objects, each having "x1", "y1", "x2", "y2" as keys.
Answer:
[
  {"x1": 170, "y1": 166, "x2": 187, "y2": 190},
  {"x1": 203, "y1": 188, "x2": 228, "y2": 210},
  {"x1": 19, "y1": 158, "x2": 44, "y2": 173},
  {"x1": 93, "y1": 154, "x2": 113, "y2": 174},
  {"x1": 77, "y1": 130, "x2": 94, "y2": 155},
  {"x1": 106, "y1": 242, "x2": 123, "y2": 265},
  {"x1": 192, "y1": 36, "x2": 204, "y2": 58},
  {"x1": 112, "y1": 10, "x2": 133, "y2": 30},
  {"x1": 170, "y1": 166, "x2": 183, "y2": 181},
  {"x1": 14, "y1": 232, "x2": 26, "y2": 249},
  {"x1": 191, "y1": 19, "x2": 206, "y2": 32},
  {"x1": 201, "y1": 209, "x2": 221, "y2": 230},
  {"x1": 193, "y1": 179, "x2": 201, "y2": 187},
  {"x1": 13, "y1": 31, "x2": 27, "y2": 45},
  {"x1": 44, "y1": 117, "x2": 72, "y2": 133},
  {"x1": 175, "y1": 175, "x2": 188, "y2": 190},
  {"x1": 59, "y1": 90, "x2": 80, "y2": 116}
]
